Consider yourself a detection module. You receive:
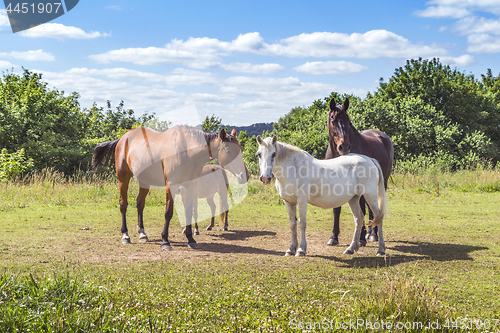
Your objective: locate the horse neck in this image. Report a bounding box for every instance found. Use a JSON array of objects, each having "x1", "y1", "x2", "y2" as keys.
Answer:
[{"x1": 275, "y1": 141, "x2": 310, "y2": 168}]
